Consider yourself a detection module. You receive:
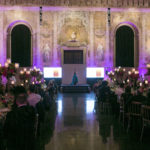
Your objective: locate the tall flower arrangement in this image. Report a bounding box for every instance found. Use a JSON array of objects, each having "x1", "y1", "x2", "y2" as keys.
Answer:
[
  {"x1": 19, "y1": 67, "x2": 44, "y2": 86},
  {"x1": 19, "y1": 68, "x2": 31, "y2": 85},
  {"x1": 0, "y1": 59, "x2": 19, "y2": 79},
  {"x1": 107, "y1": 67, "x2": 127, "y2": 85},
  {"x1": 127, "y1": 69, "x2": 139, "y2": 88},
  {"x1": 30, "y1": 67, "x2": 43, "y2": 84},
  {"x1": 0, "y1": 59, "x2": 19, "y2": 86}
]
